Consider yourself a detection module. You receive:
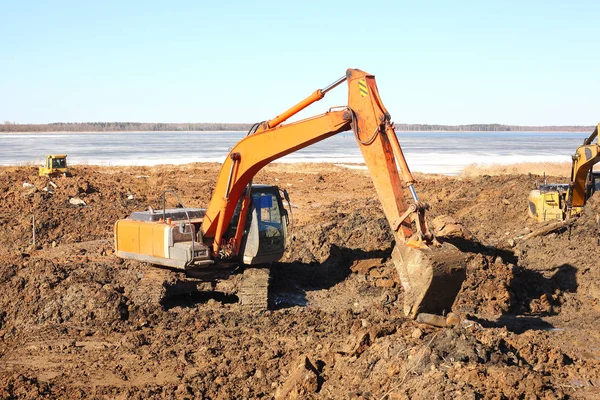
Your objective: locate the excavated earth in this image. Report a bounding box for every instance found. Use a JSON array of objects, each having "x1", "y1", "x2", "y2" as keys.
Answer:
[{"x1": 1, "y1": 163, "x2": 600, "y2": 399}]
